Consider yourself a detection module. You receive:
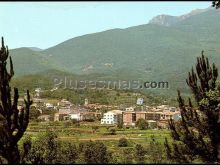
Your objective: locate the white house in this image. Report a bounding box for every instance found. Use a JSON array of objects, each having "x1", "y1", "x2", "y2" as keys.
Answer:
[
  {"x1": 84, "y1": 98, "x2": 89, "y2": 106},
  {"x1": 101, "y1": 110, "x2": 122, "y2": 125},
  {"x1": 136, "y1": 98, "x2": 144, "y2": 105},
  {"x1": 34, "y1": 88, "x2": 41, "y2": 97},
  {"x1": 69, "y1": 113, "x2": 81, "y2": 121},
  {"x1": 45, "y1": 103, "x2": 54, "y2": 109}
]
